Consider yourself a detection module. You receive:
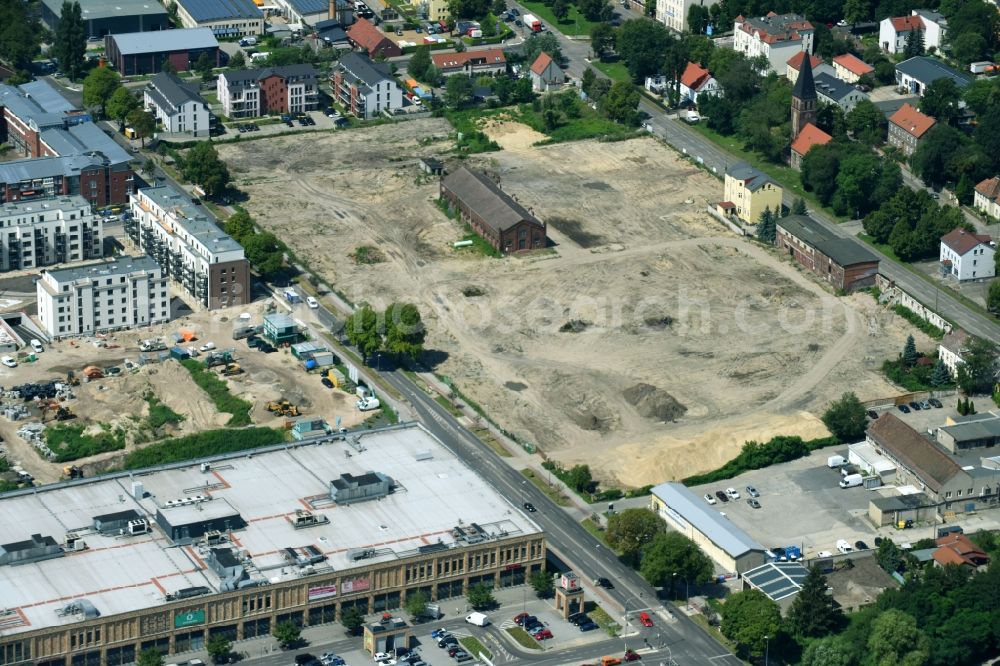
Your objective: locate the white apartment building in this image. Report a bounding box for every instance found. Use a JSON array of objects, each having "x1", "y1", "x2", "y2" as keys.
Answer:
[
  {"x1": 878, "y1": 10, "x2": 946, "y2": 54},
  {"x1": 939, "y1": 228, "x2": 995, "y2": 282},
  {"x1": 330, "y1": 52, "x2": 403, "y2": 119},
  {"x1": 0, "y1": 195, "x2": 102, "y2": 272},
  {"x1": 216, "y1": 65, "x2": 318, "y2": 118},
  {"x1": 655, "y1": 0, "x2": 719, "y2": 33},
  {"x1": 733, "y1": 13, "x2": 814, "y2": 74},
  {"x1": 36, "y1": 256, "x2": 170, "y2": 339},
  {"x1": 127, "y1": 186, "x2": 250, "y2": 310},
  {"x1": 143, "y1": 72, "x2": 213, "y2": 137}
]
